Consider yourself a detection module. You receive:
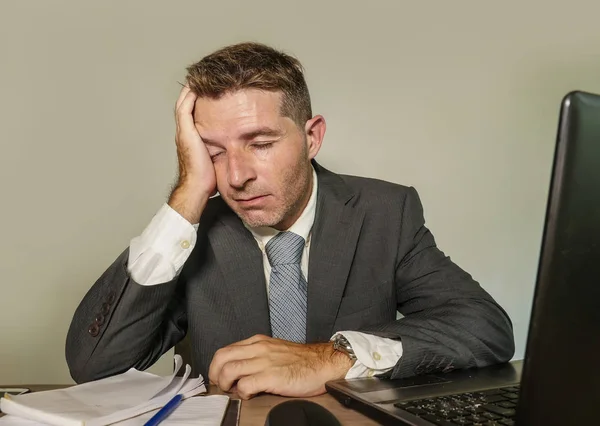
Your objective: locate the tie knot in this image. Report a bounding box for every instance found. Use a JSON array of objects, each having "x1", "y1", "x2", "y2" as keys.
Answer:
[{"x1": 265, "y1": 231, "x2": 305, "y2": 266}]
